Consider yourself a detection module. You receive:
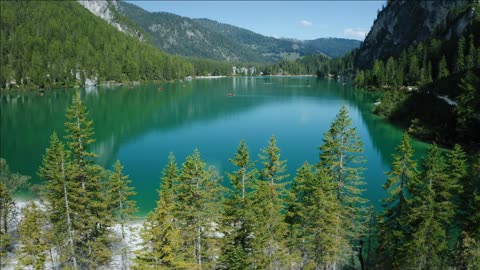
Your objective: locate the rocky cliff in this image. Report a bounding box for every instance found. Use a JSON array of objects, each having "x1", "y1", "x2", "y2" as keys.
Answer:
[
  {"x1": 355, "y1": 0, "x2": 474, "y2": 69},
  {"x1": 78, "y1": 0, "x2": 144, "y2": 41}
]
